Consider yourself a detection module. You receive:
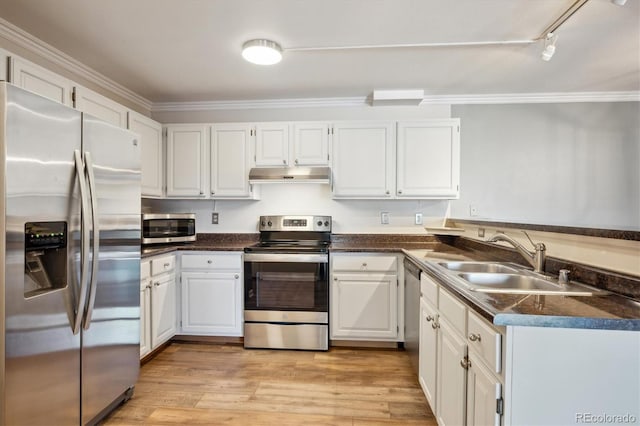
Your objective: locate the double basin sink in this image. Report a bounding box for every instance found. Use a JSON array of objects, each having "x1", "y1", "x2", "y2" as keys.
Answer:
[{"x1": 436, "y1": 261, "x2": 607, "y2": 296}]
